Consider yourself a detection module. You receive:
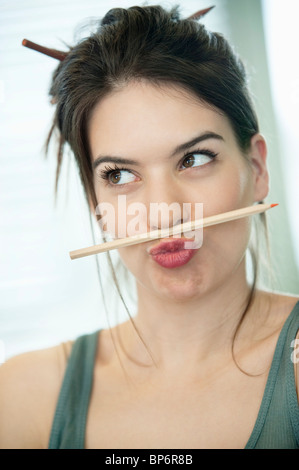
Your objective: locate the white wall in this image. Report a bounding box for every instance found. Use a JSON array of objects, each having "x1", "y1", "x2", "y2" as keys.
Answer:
[{"x1": 262, "y1": 0, "x2": 299, "y2": 273}]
